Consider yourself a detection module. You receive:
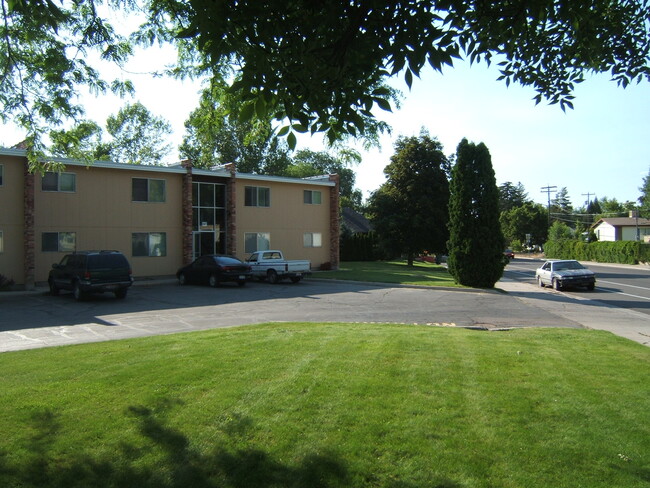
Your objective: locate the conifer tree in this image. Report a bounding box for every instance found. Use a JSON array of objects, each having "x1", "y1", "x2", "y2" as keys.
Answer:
[{"x1": 447, "y1": 139, "x2": 505, "y2": 288}]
